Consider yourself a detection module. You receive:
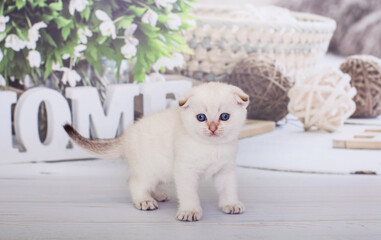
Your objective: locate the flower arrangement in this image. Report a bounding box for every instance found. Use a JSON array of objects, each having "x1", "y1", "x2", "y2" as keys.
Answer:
[{"x1": 0, "y1": 0, "x2": 195, "y2": 90}]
